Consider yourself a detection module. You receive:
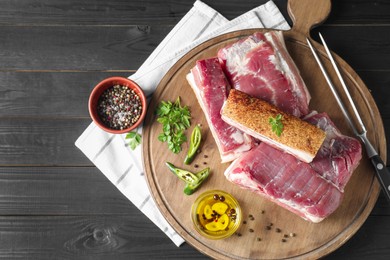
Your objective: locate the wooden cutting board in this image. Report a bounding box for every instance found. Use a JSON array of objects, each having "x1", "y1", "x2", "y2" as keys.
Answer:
[{"x1": 142, "y1": 0, "x2": 386, "y2": 259}]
